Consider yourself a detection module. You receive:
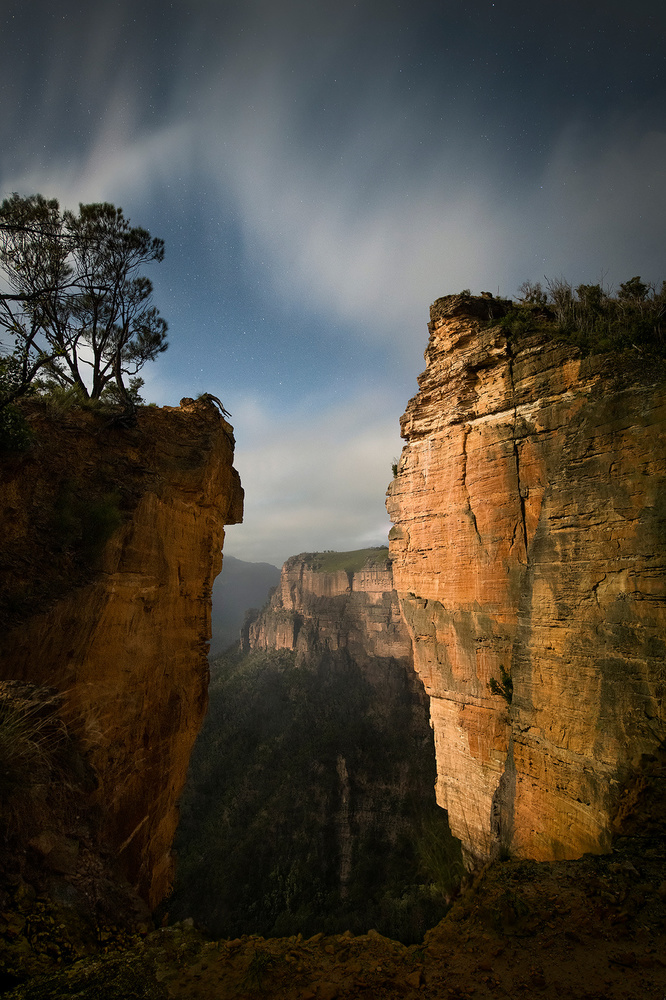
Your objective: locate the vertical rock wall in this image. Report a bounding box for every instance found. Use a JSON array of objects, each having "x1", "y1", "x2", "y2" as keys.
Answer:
[
  {"x1": 246, "y1": 552, "x2": 413, "y2": 664},
  {"x1": 0, "y1": 398, "x2": 243, "y2": 906},
  {"x1": 386, "y1": 295, "x2": 666, "y2": 864}
]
